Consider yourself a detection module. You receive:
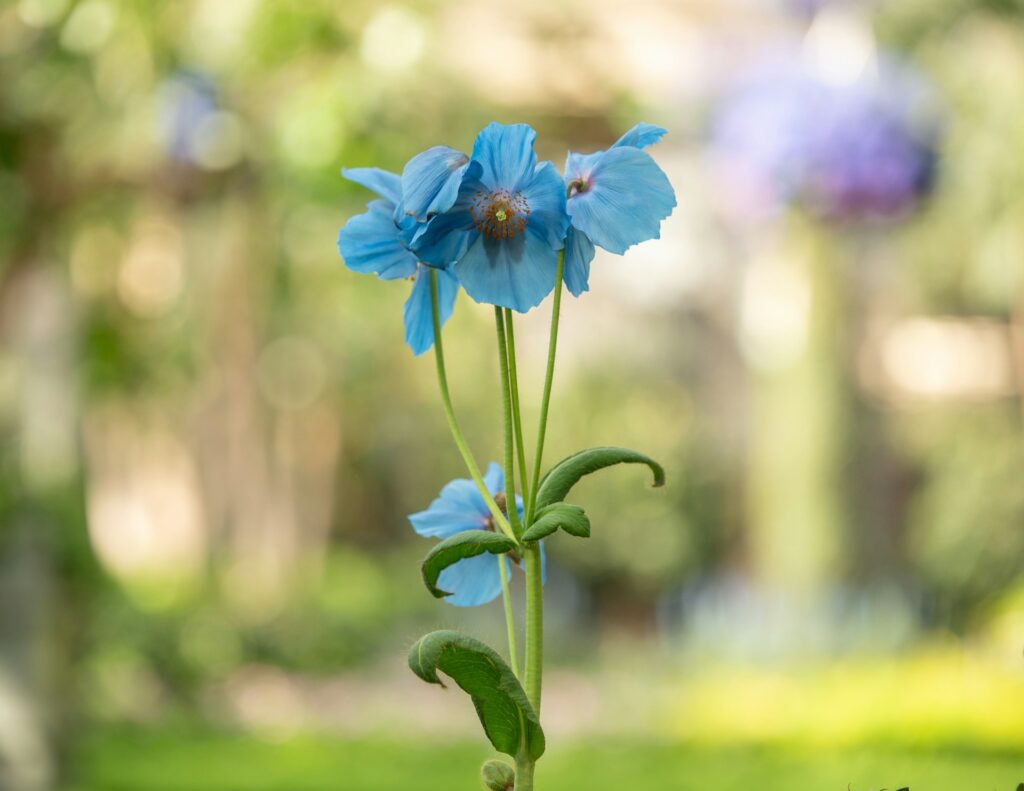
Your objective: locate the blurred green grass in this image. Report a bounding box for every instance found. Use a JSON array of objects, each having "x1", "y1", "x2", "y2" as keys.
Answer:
[{"x1": 66, "y1": 729, "x2": 1023, "y2": 791}]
